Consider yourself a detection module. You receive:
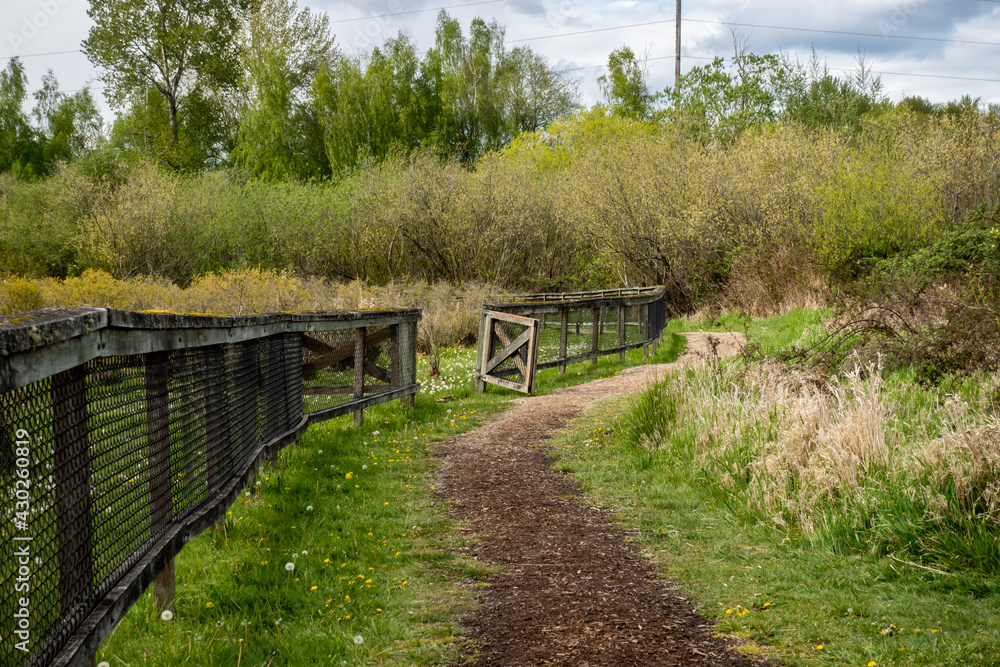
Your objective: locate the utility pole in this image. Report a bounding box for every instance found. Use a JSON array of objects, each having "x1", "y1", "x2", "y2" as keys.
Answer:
[{"x1": 675, "y1": 0, "x2": 681, "y2": 95}]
